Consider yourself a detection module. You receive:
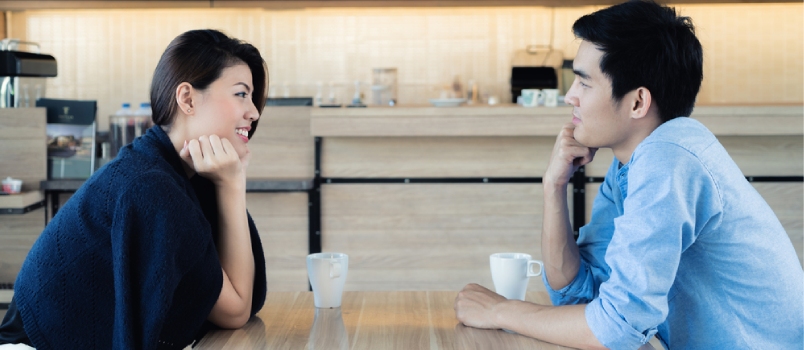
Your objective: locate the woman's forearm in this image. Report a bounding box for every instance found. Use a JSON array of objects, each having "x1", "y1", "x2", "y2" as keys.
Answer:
[{"x1": 214, "y1": 181, "x2": 254, "y2": 320}]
